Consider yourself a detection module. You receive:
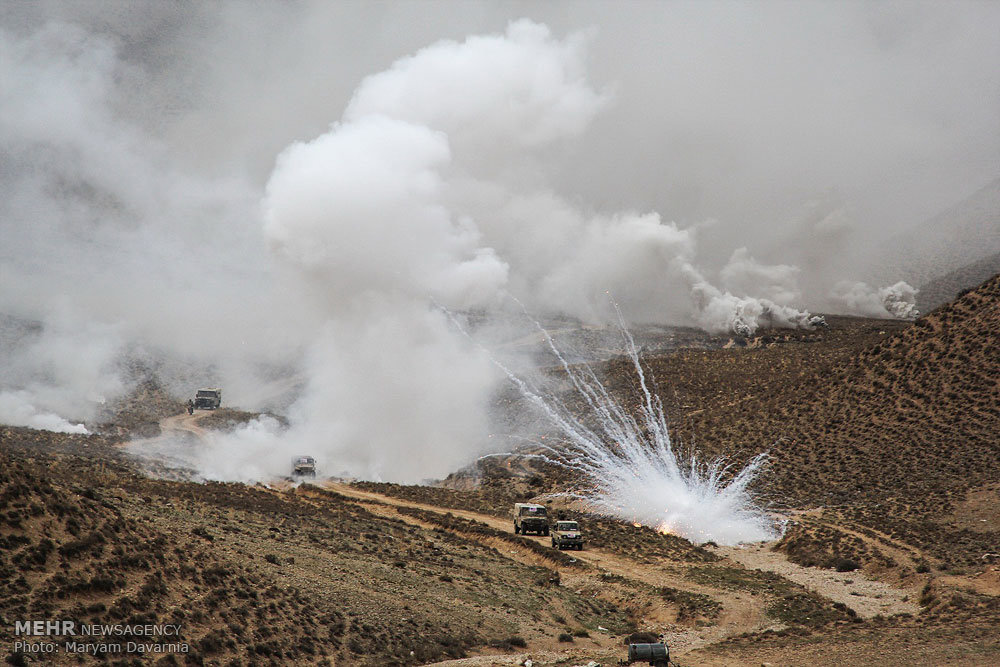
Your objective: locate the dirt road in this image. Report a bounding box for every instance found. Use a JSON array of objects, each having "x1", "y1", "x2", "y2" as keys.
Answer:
[
  {"x1": 305, "y1": 481, "x2": 917, "y2": 661},
  {"x1": 158, "y1": 410, "x2": 210, "y2": 439}
]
